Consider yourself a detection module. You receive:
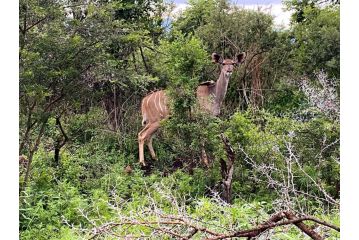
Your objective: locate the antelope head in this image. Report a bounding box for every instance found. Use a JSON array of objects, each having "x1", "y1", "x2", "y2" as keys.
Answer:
[{"x1": 211, "y1": 52, "x2": 246, "y2": 77}]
